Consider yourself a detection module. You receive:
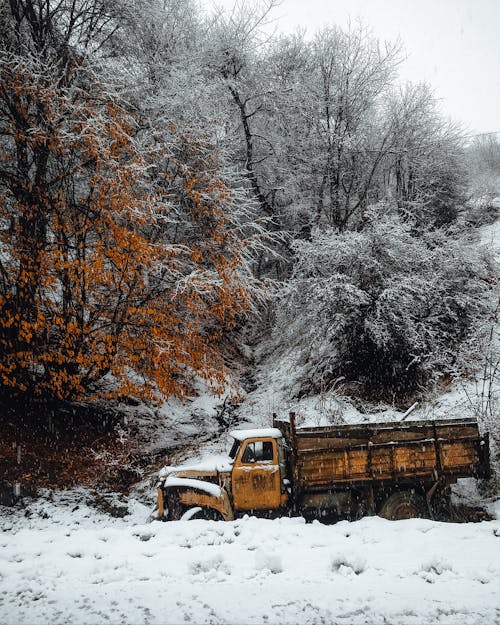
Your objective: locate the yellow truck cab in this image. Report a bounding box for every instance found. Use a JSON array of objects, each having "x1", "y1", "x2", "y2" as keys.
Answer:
[{"x1": 156, "y1": 428, "x2": 289, "y2": 521}]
